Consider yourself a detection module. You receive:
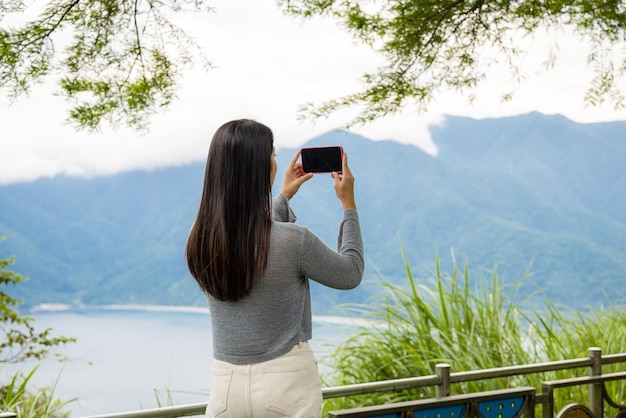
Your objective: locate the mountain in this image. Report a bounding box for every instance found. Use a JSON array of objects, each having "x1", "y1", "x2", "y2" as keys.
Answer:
[{"x1": 1, "y1": 112, "x2": 625, "y2": 314}]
